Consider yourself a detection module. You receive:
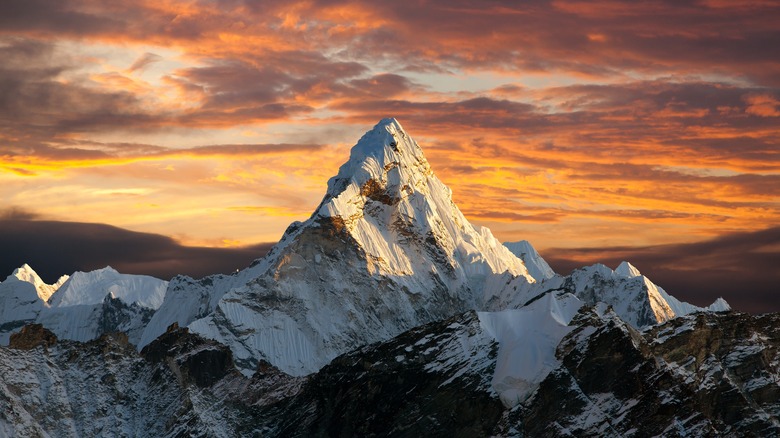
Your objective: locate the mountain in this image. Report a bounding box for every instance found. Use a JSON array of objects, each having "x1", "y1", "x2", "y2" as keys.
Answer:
[
  {"x1": 486, "y1": 259, "x2": 729, "y2": 329},
  {"x1": 138, "y1": 265, "x2": 266, "y2": 349},
  {"x1": 503, "y1": 240, "x2": 556, "y2": 281},
  {"x1": 563, "y1": 261, "x2": 730, "y2": 327},
  {"x1": 158, "y1": 118, "x2": 534, "y2": 376},
  {"x1": 504, "y1": 308, "x2": 779, "y2": 436},
  {"x1": 0, "y1": 265, "x2": 167, "y2": 346},
  {"x1": 2, "y1": 306, "x2": 776, "y2": 436},
  {"x1": 0, "y1": 265, "x2": 68, "y2": 344},
  {"x1": 10, "y1": 263, "x2": 69, "y2": 302},
  {"x1": 0, "y1": 118, "x2": 757, "y2": 436},
  {"x1": 1, "y1": 326, "x2": 216, "y2": 437},
  {"x1": 141, "y1": 118, "x2": 730, "y2": 377},
  {"x1": 612, "y1": 261, "x2": 731, "y2": 316},
  {"x1": 49, "y1": 266, "x2": 165, "y2": 309}
]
